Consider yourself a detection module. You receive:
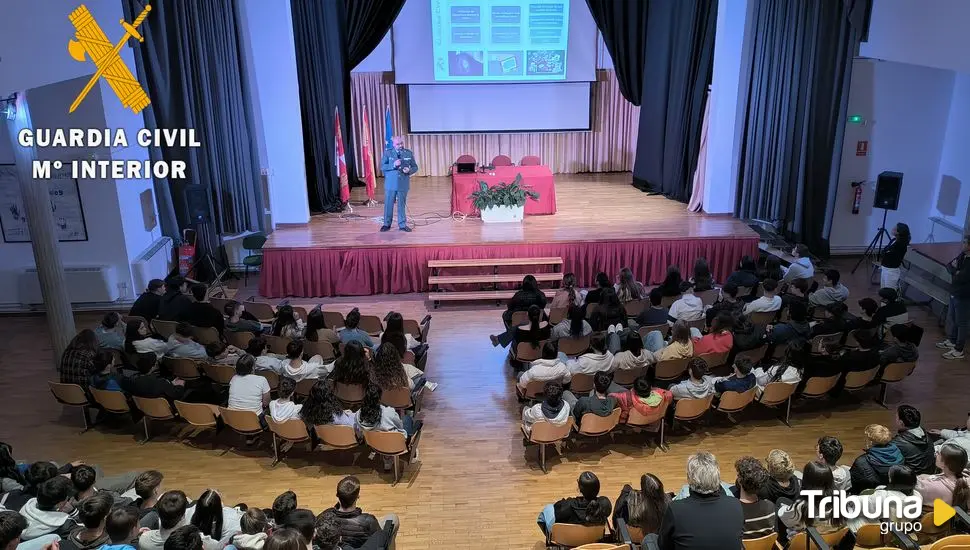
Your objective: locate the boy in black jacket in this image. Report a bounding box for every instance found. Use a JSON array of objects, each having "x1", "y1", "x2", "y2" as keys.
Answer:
[{"x1": 892, "y1": 405, "x2": 936, "y2": 474}]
